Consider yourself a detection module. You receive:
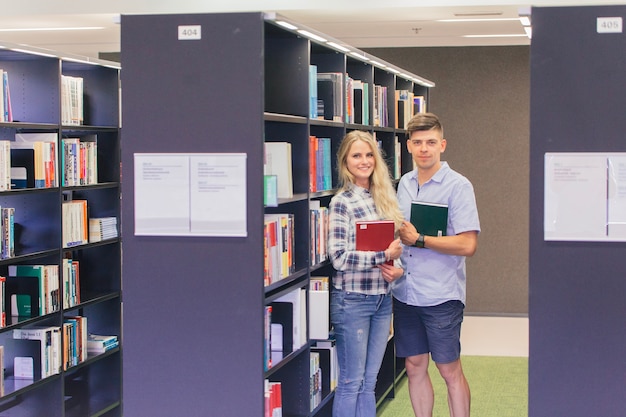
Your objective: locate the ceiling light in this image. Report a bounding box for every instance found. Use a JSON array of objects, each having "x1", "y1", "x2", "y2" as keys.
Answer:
[
  {"x1": 463, "y1": 34, "x2": 529, "y2": 38},
  {"x1": 0, "y1": 27, "x2": 104, "y2": 32},
  {"x1": 437, "y1": 18, "x2": 521, "y2": 22},
  {"x1": 276, "y1": 20, "x2": 298, "y2": 30},
  {"x1": 326, "y1": 42, "x2": 350, "y2": 52},
  {"x1": 297, "y1": 30, "x2": 327, "y2": 43}
]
